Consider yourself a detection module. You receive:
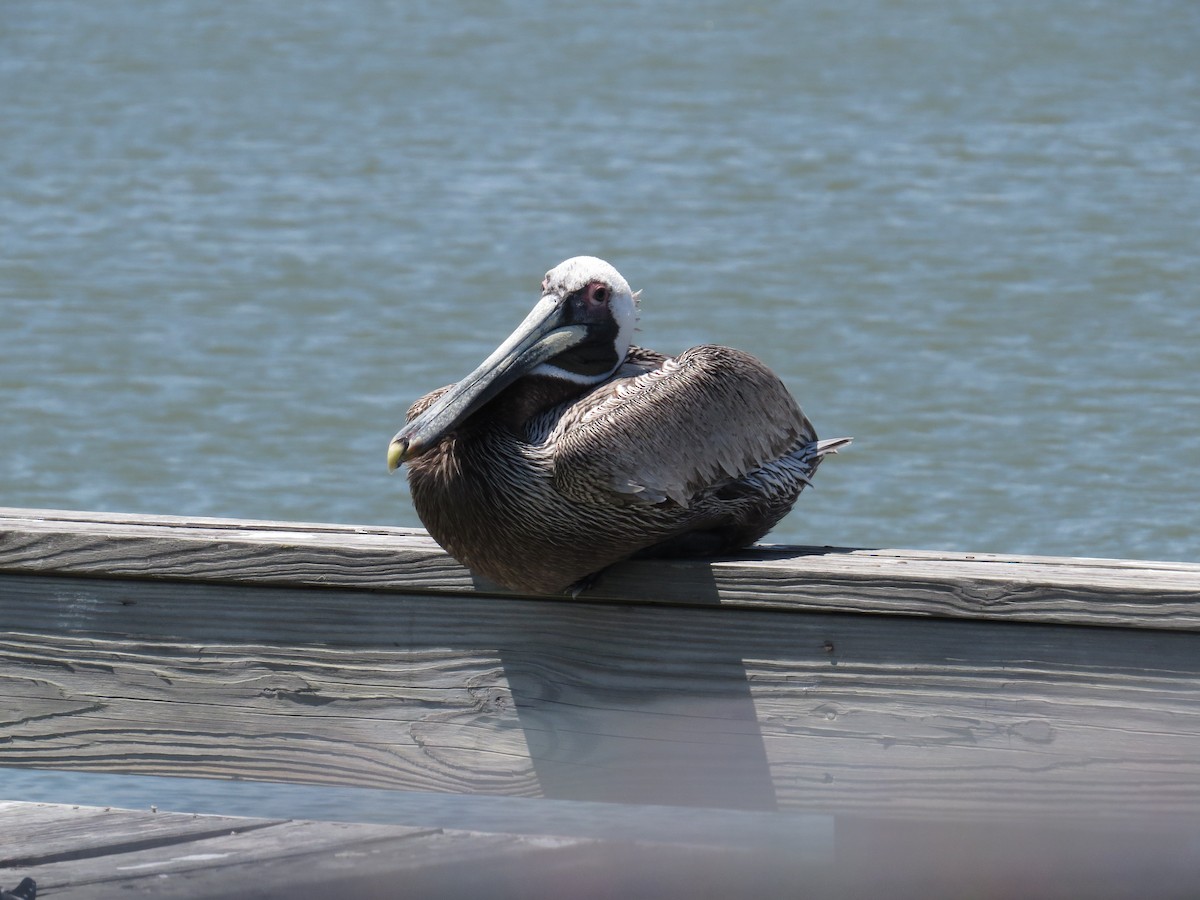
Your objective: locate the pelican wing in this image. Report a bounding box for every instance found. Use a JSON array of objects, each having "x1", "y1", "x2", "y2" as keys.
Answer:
[{"x1": 551, "y1": 345, "x2": 816, "y2": 507}]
